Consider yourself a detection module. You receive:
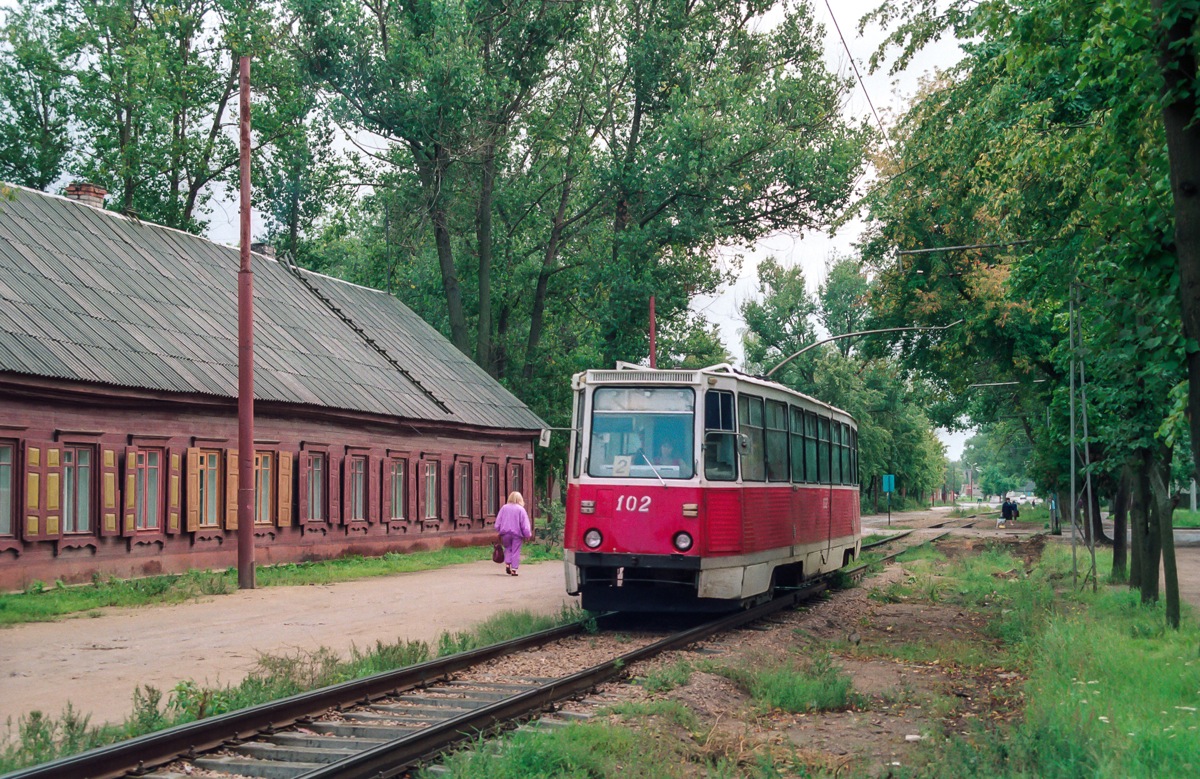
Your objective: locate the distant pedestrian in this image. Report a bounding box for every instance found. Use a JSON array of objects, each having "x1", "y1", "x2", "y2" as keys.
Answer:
[
  {"x1": 494, "y1": 491, "x2": 532, "y2": 576},
  {"x1": 1000, "y1": 498, "x2": 1014, "y2": 528}
]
